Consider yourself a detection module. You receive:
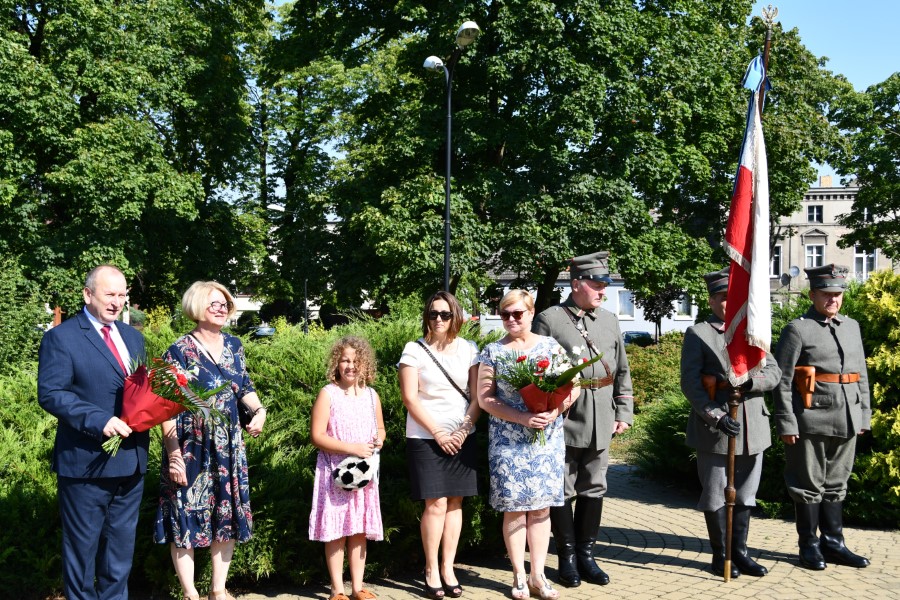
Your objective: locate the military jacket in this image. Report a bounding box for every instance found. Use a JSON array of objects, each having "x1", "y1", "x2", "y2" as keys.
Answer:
[
  {"x1": 680, "y1": 317, "x2": 779, "y2": 455},
  {"x1": 532, "y1": 298, "x2": 634, "y2": 450},
  {"x1": 773, "y1": 308, "x2": 872, "y2": 438}
]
